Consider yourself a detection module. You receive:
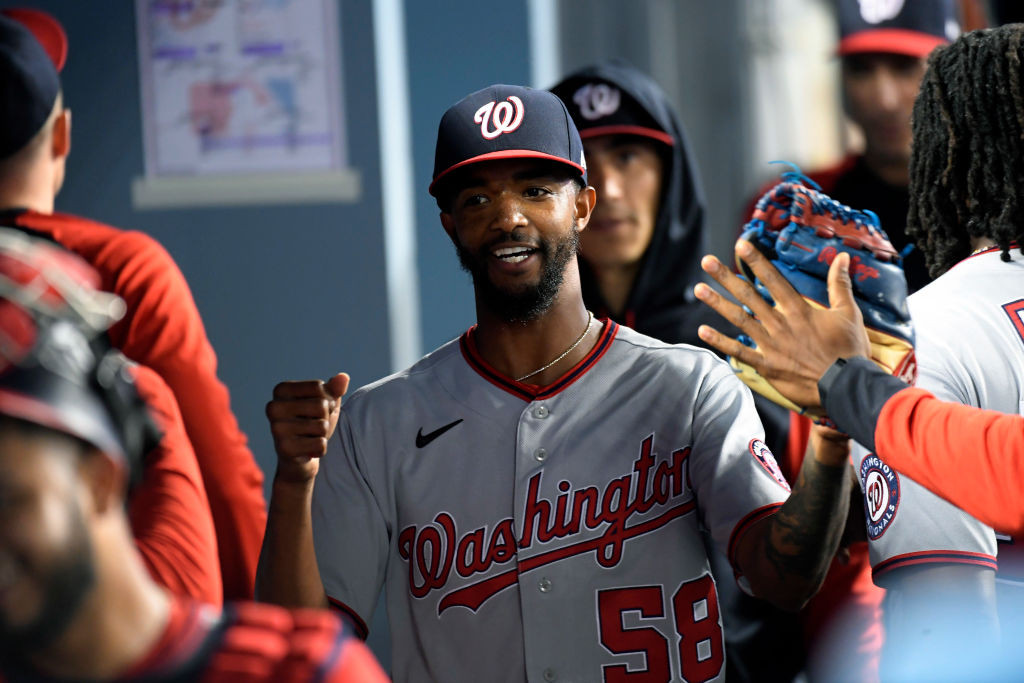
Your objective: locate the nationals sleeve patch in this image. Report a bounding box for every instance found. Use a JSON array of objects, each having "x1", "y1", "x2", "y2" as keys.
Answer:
[
  {"x1": 749, "y1": 439, "x2": 790, "y2": 492},
  {"x1": 860, "y1": 453, "x2": 901, "y2": 540}
]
